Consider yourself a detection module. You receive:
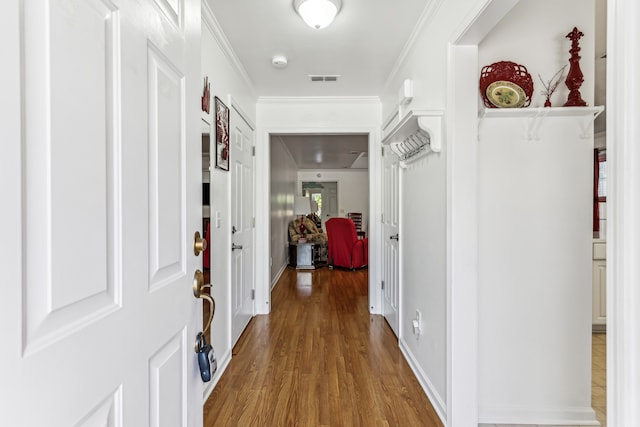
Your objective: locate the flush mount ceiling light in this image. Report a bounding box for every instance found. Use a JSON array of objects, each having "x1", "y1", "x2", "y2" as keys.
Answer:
[{"x1": 294, "y1": 0, "x2": 342, "y2": 30}]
